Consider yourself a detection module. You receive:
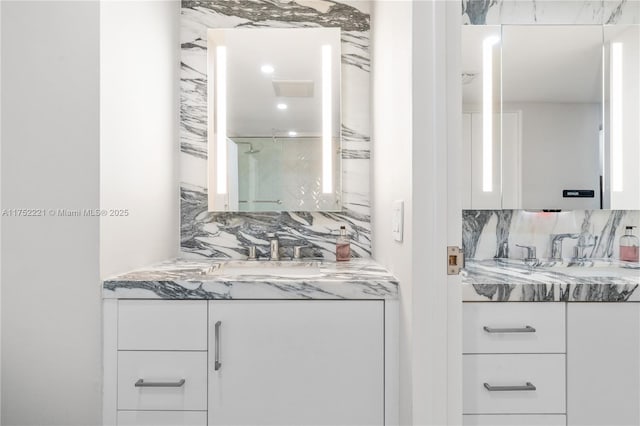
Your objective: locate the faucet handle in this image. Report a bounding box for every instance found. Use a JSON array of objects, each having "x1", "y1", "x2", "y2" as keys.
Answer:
[
  {"x1": 293, "y1": 245, "x2": 308, "y2": 260},
  {"x1": 247, "y1": 246, "x2": 257, "y2": 260},
  {"x1": 516, "y1": 244, "x2": 537, "y2": 261}
]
